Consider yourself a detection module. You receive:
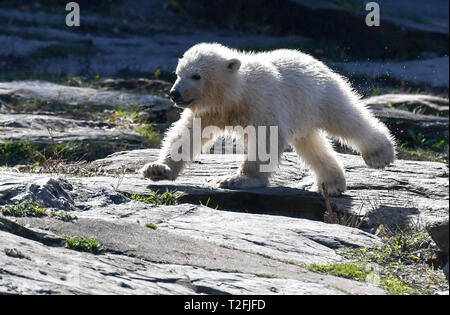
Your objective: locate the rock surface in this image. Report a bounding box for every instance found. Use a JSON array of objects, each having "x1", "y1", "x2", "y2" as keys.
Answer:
[
  {"x1": 426, "y1": 217, "x2": 449, "y2": 281},
  {"x1": 363, "y1": 94, "x2": 449, "y2": 116},
  {"x1": 0, "y1": 81, "x2": 172, "y2": 111},
  {"x1": 335, "y1": 57, "x2": 449, "y2": 88},
  {"x1": 0, "y1": 174, "x2": 380, "y2": 266},
  {"x1": 0, "y1": 174, "x2": 386, "y2": 295},
  {"x1": 91, "y1": 149, "x2": 449, "y2": 228},
  {"x1": 427, "y1": 217, "x2": 449, "y2": 254},
  {"x1": 0, "y1": 113, "x2": 143, "y2": 158},
  {"x1": 370, "y1": 106, "x2": 449, "y2": 144},
  {"x1": 0, "y1": 0, "x2": 448, "y2": 295},
  {"x1": 1, "y1": 228, "x2": 381, "y2": 295},
  {"x1": 1, "y1": 2, "x2": 448, "y2": 88},
  {"x1": 0, "y1": 147, "x2": 448, "y2": 294}
]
